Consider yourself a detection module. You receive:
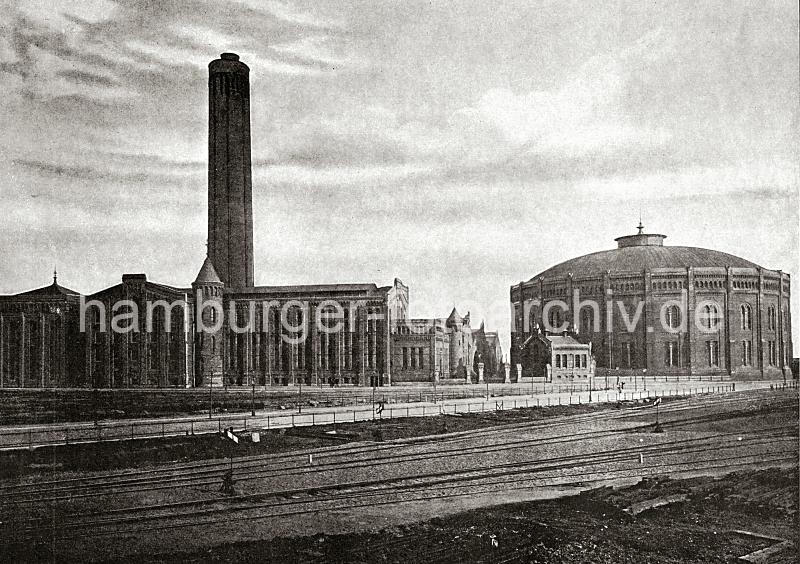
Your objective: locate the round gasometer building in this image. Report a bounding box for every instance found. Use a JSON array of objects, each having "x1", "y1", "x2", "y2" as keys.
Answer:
[{"x1": 510, "y1": 224, "x2": 792, "y2": 380}]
